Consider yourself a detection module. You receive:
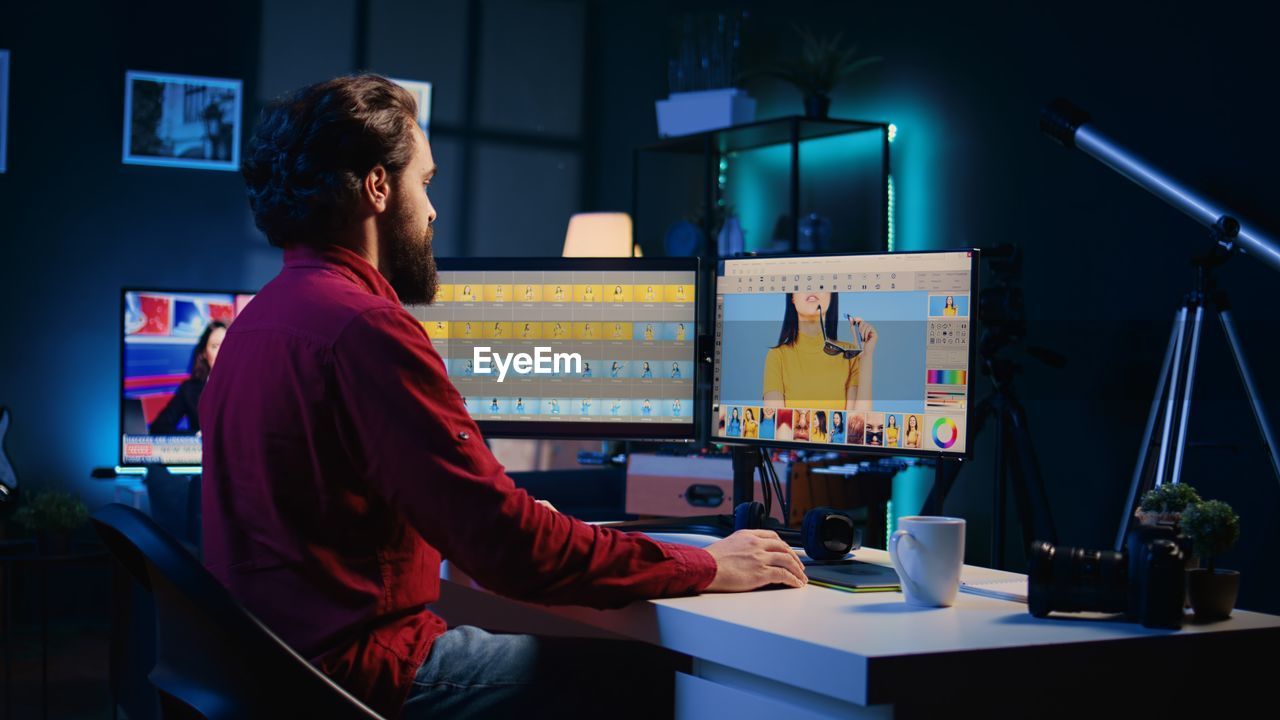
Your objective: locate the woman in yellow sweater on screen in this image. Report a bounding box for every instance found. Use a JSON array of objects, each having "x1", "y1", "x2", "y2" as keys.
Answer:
[
  {"x1": 763, "y1": 292, "x2": 877, "y2": 416},
  {"x1": 885, "y1": 414, "x2": 900, "y2": 447},
  {"x1": 905, "y1": 414, "x2": 922, "y2": 449},
  {"x1": 743, "y1": 408, "x2": 759, "y2": 438}
]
